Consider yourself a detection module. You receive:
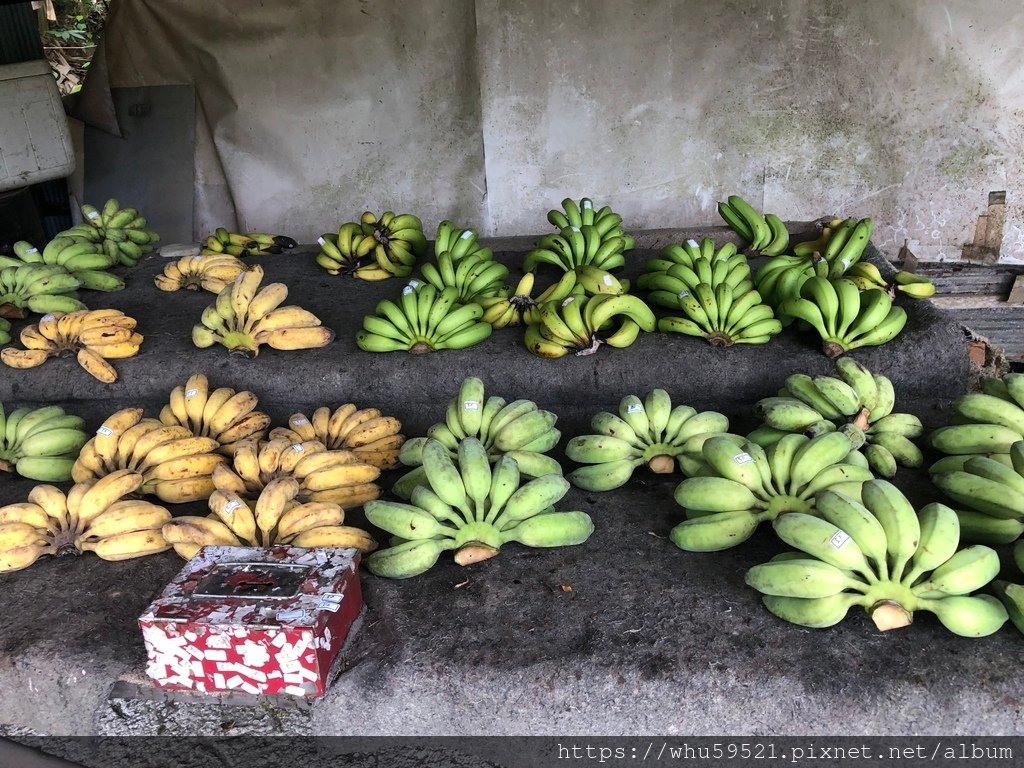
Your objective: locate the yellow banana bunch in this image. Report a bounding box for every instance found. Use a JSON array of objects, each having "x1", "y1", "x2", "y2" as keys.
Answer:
[
  {"x1": 203, "y1": 227, "x2": 298, "y2": 257},
  {"x1": 315, "y1": 222, "x2": 377, "y2": 276},
  {"x1": 158, "y1": 374, "x2": 271, "y2": 455},
  {"x1": 163, "y1": 486, "x2": 378, "y2": 558},
  {"x1": 154, "y1": 252, "x2": 247, "y2": 293},
  {"x1": 0, "y1": 478, "x2": 171, "y2": 572},
  {"x1": 0, "y1": 309, "x2": 143, "y2": 383},
  {"x1": 269, "y1": 404, "x2": 404, "y2": 470},
  {"x1": 71, "y1": 407, "x2": 225, "y2": 504},
  {"x1": 212, "y1": 437, "x2": 383, "y2": 509},
  {"x1": 349, "y1": 211, "x2": 428, "y2": 281},
  {"x1": 191, "y1": 264, "x2": 334, "y2": 357}
]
